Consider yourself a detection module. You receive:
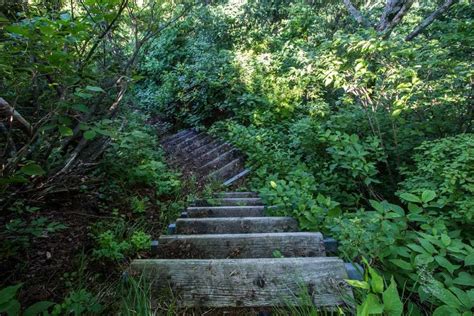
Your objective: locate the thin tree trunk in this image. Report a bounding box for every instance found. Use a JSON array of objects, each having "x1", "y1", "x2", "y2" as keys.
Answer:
[
  {"x1": 406, "y1": 0, "x2": 457, "y2": 41},
  {"x1": 342, "y1": 0, "x2": 371, "y2": 27}
]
